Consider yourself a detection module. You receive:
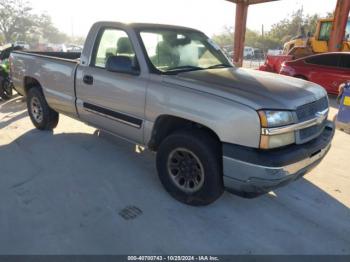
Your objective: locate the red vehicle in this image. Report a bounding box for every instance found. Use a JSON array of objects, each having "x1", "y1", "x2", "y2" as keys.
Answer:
[
  {"x1": 259, "y1": 55, "x2": 293, "y2": 73},
  {"x1": 279, "y1": 52, "x2": 350, "y2": 95}
]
